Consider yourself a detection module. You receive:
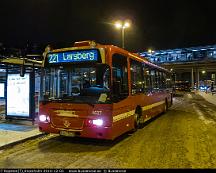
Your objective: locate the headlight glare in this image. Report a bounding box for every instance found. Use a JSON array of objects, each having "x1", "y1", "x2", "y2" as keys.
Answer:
[
  {"x1": 92, "y1": 119, "x2": 103, "y2": 126},
  {"x1": 39, "y1": 114, "x2": 50, "y2": 123}
]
